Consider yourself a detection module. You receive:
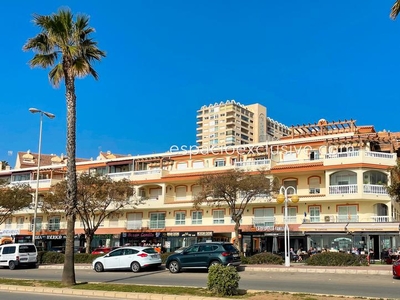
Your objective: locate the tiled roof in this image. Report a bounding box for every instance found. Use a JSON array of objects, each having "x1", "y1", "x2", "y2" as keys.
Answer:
[{"x1": 16, "y1": 151, "x2": 90, "y2": 169}]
